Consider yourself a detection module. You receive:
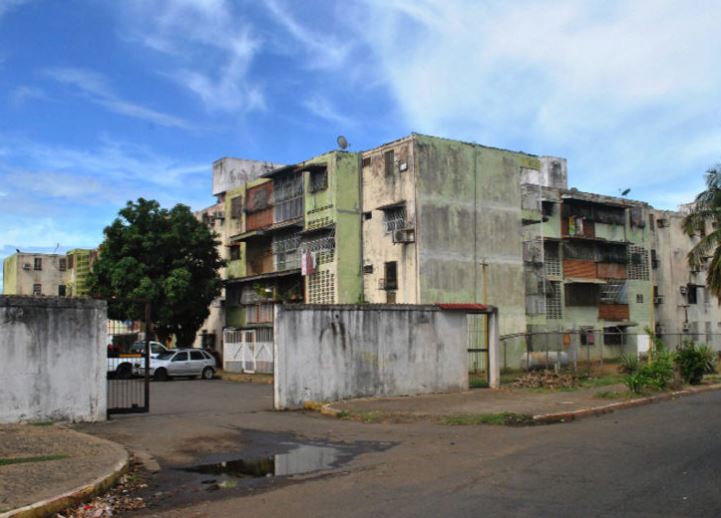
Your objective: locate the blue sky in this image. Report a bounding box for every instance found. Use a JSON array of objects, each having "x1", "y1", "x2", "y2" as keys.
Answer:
[{"x1": 2, "y1": 0, "x2": 721, "y2": 290}]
